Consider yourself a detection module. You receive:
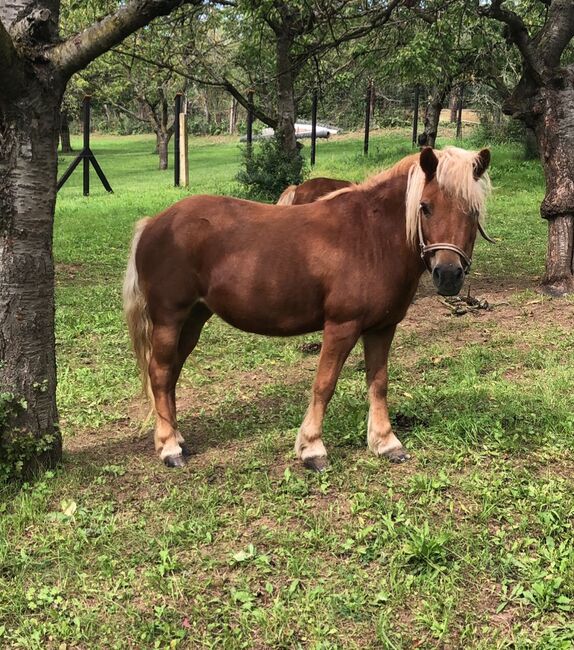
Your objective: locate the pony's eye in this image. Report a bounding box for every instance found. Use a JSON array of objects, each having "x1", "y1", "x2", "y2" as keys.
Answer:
[{"x1": 420, "y1": 202, "x2": 432, "y2": 217}]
